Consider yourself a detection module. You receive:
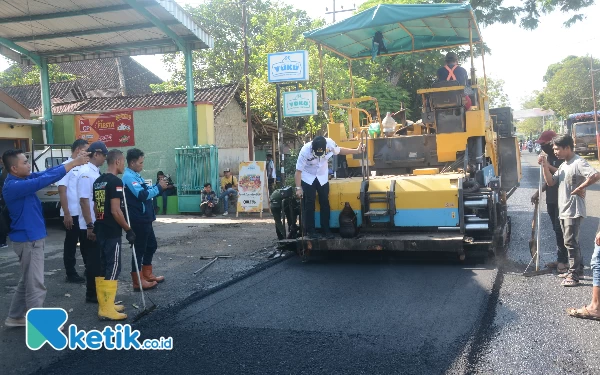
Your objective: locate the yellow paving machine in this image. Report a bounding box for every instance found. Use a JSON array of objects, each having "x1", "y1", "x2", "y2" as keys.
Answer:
[{"x1": 285, "y1": 3, "x2": 521, "y2": 259}]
